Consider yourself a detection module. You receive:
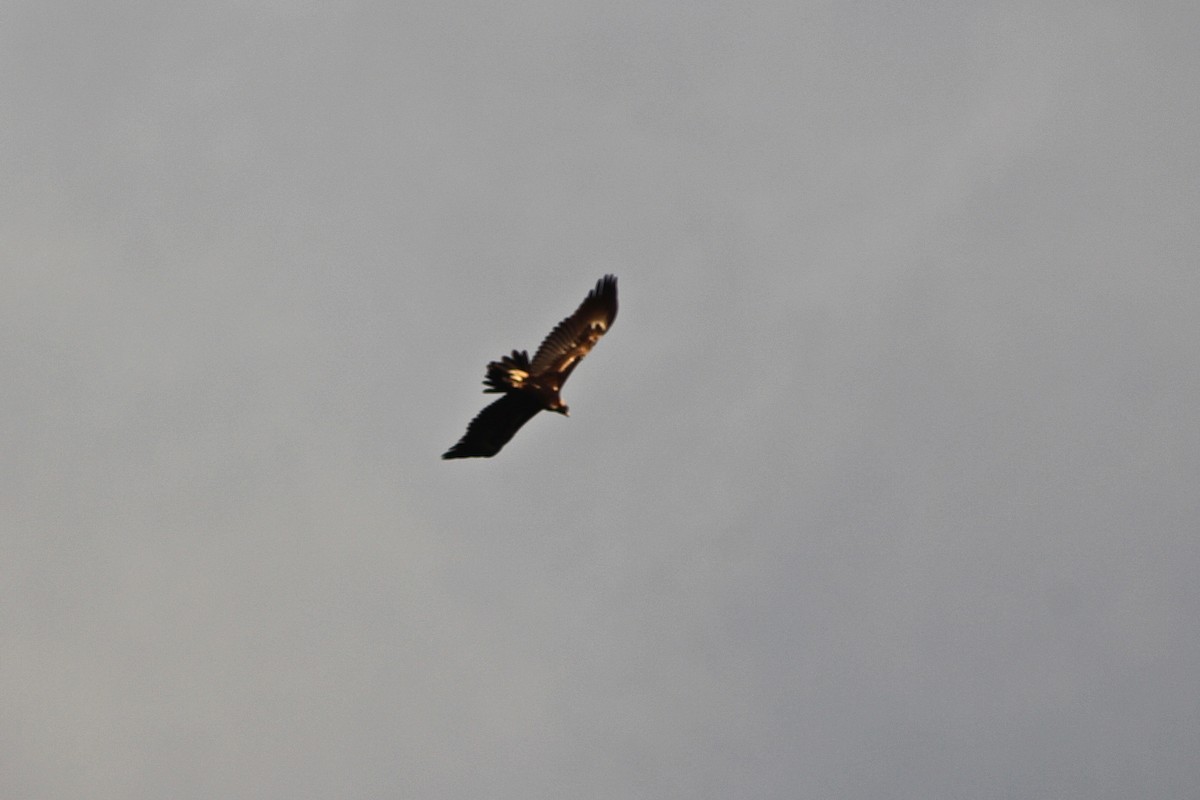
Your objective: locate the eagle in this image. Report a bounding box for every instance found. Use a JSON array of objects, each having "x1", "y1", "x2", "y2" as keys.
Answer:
[{"x1": 443, "y1": 275, "x2": 618, "y2": 459}]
